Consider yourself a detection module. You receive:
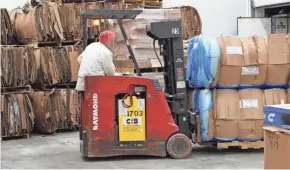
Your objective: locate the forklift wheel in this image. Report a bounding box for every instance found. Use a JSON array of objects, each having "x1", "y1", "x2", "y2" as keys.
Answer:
[{"x1": 167, "y1": 133, "x2": 192, "y2": 159}]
